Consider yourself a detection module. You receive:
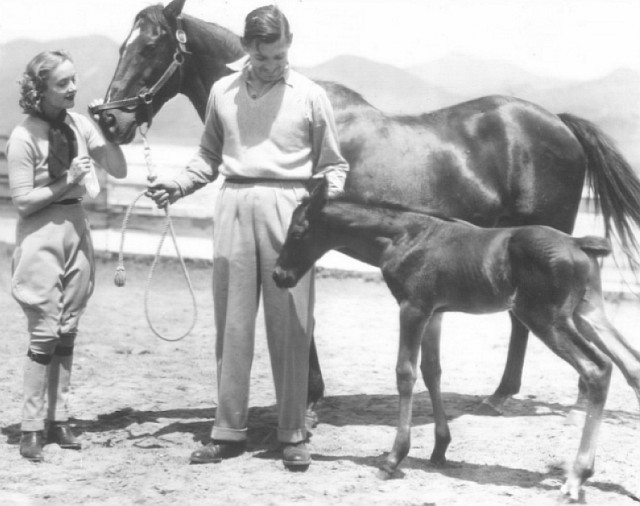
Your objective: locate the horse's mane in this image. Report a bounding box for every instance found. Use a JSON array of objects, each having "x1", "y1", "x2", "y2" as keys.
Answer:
[
  {"x1": 196, "y1": 18, "x2": 244, "y2": 56},
  {"x1": 137, "y1": 5, "x2": 244, "y2": 57},
  {"x1": 314, "y1": 81, "x2": 373, "y2": 108}
]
